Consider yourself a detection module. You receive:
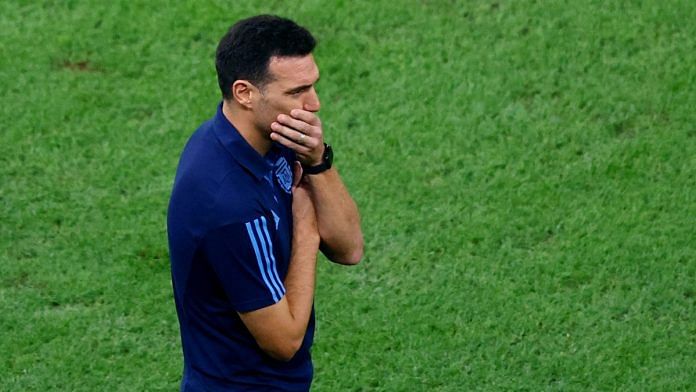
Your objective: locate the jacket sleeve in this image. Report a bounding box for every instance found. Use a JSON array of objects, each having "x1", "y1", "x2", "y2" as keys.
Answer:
[{"x1": 202, "y1": 215, "x2": 286, "y2": 312}]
